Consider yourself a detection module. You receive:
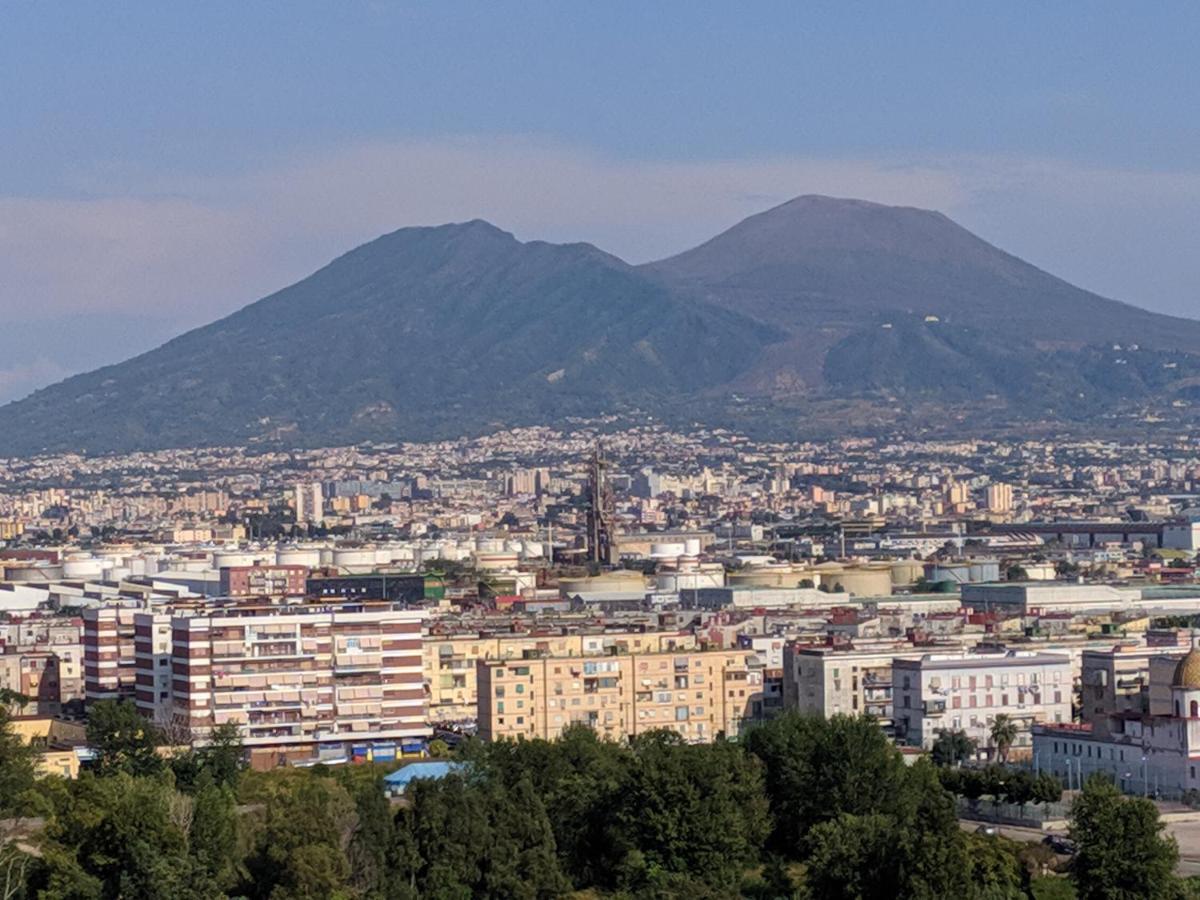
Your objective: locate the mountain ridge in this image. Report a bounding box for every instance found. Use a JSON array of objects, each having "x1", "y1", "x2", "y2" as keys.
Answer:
[{"x1": 2, "y1": 195, "x2": 1199, "y2": 455}]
